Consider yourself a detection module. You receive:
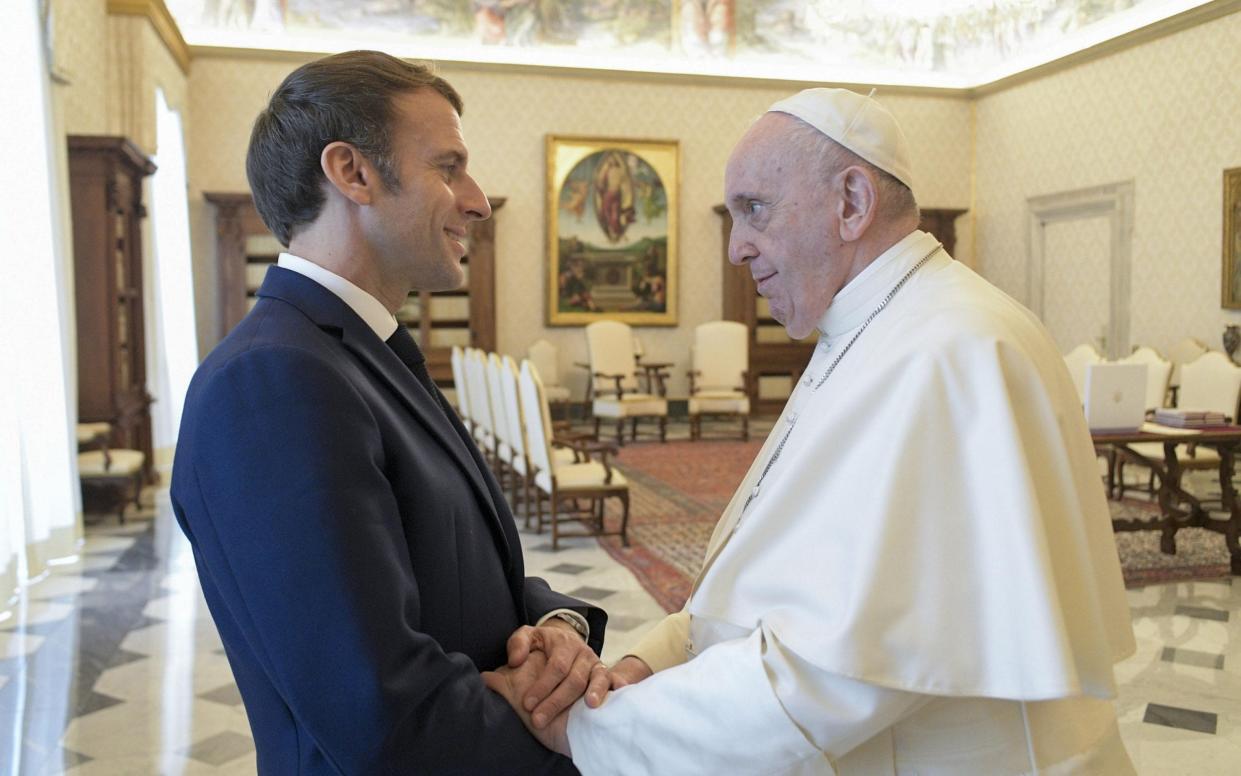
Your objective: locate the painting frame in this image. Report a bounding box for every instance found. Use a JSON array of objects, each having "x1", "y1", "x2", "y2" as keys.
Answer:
[
  {"x1": 546, "y1": 135, "x2": 679, "y2": 326},
  {"x1": 1224, "y1": 167, "x2": 1241, "y2": 310}
]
